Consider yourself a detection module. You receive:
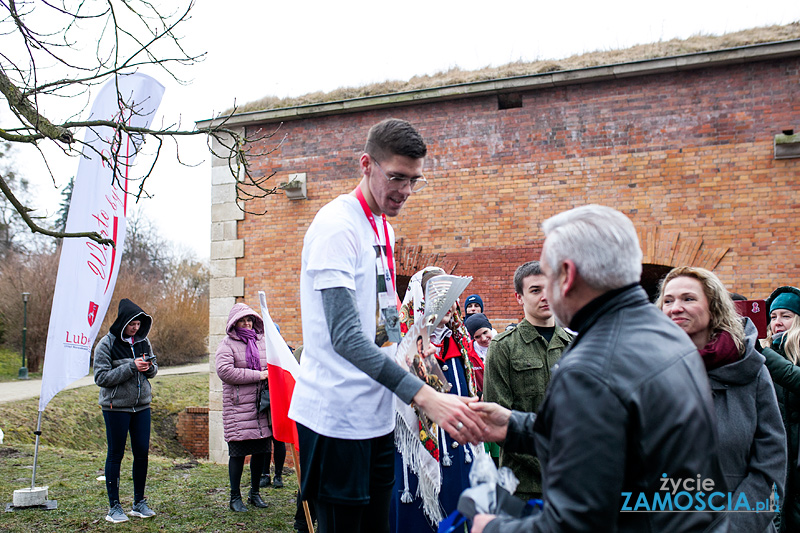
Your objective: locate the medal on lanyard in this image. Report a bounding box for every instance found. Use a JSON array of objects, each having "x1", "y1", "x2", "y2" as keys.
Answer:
[
  {"x1": 382, "y1": 303, "x2": 401, "y2": 344},
  {"x1": 355, "y1": 187, "x2": 401, "y2": 344}
]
